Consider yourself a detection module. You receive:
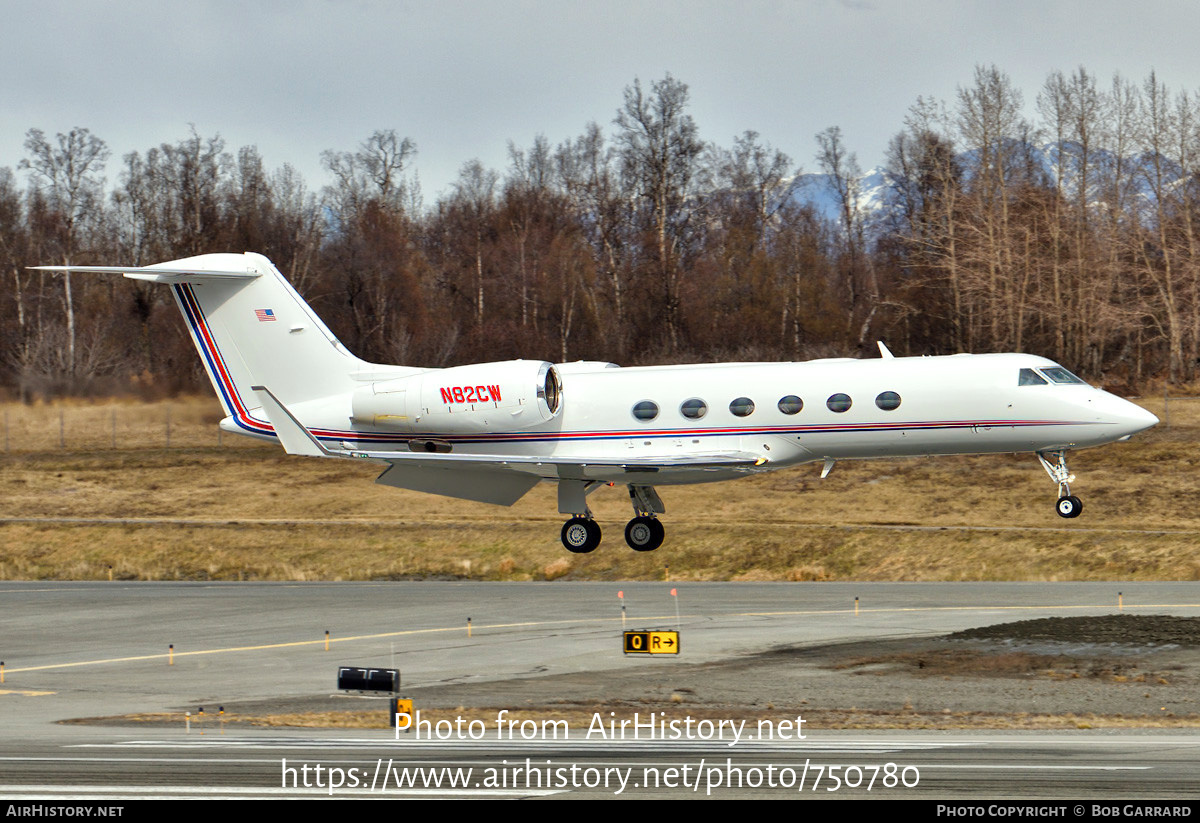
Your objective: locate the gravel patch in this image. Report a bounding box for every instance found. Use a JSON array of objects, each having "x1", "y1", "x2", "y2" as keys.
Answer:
[{"x1": 71, "y1": 615, "x2": 1200, "y2": 729}]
